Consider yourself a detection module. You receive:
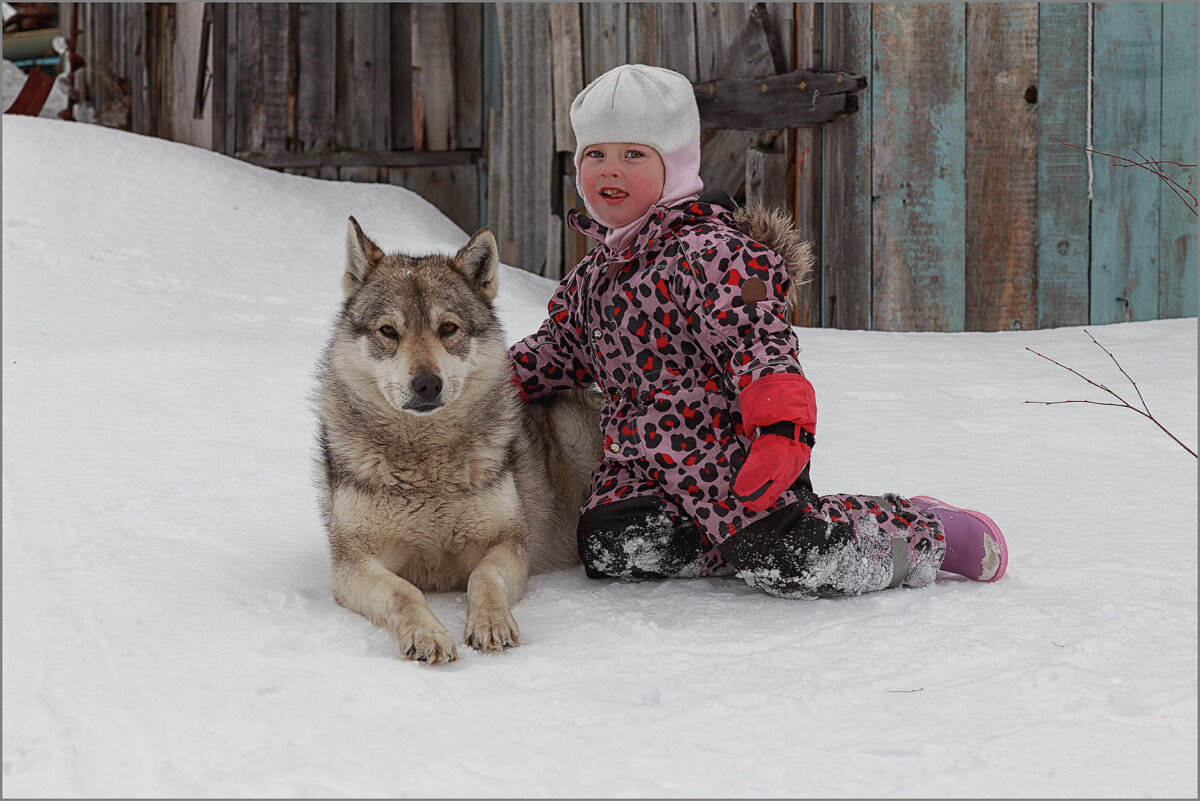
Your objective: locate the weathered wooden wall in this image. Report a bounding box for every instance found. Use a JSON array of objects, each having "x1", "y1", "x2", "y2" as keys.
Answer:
[{"x1": 63, "y1": 2, "x2": 1198, "y2": 332}]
